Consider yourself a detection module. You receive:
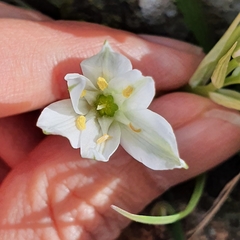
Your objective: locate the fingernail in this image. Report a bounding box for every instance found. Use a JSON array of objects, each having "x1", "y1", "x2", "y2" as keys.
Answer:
[{"x1": 139, "y1": 34, "x2": 203, "y2": 55}]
